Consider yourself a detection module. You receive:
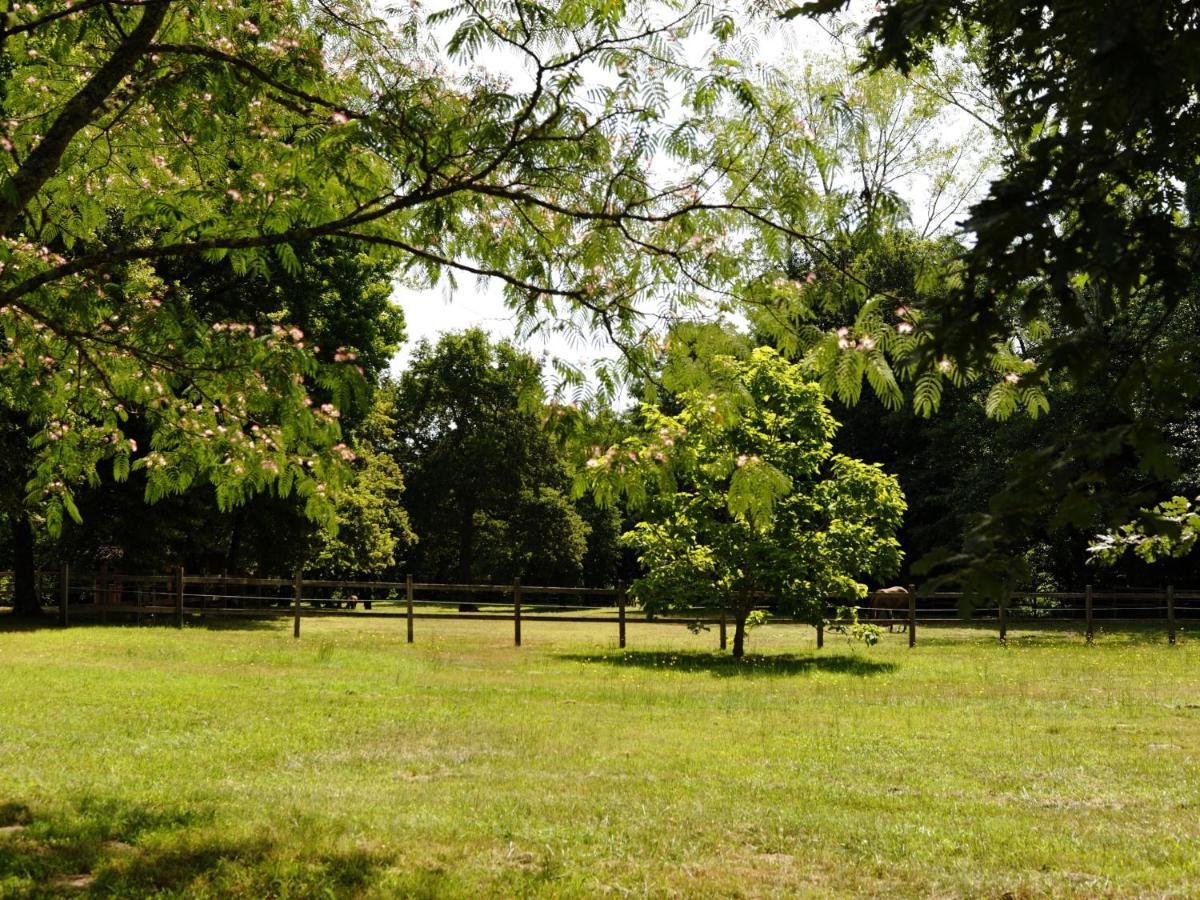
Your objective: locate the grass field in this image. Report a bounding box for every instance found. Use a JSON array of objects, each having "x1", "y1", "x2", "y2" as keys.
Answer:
[{"x1": 1, "y1": 616, "x2": 1198, "y2": 898}]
